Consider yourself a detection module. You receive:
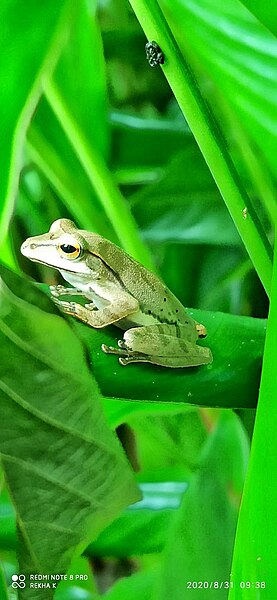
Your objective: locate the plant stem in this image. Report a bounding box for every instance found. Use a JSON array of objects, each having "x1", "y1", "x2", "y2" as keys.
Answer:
[
  {"x1": 128, "y1": 0, "x2": 273, "y2": 296},
  {"x1": 229, "y1": 238, "x2": 277, "y2": 599},
  {"x1": 43, "y1": 78, "x2": 155, "y2": 271}
]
